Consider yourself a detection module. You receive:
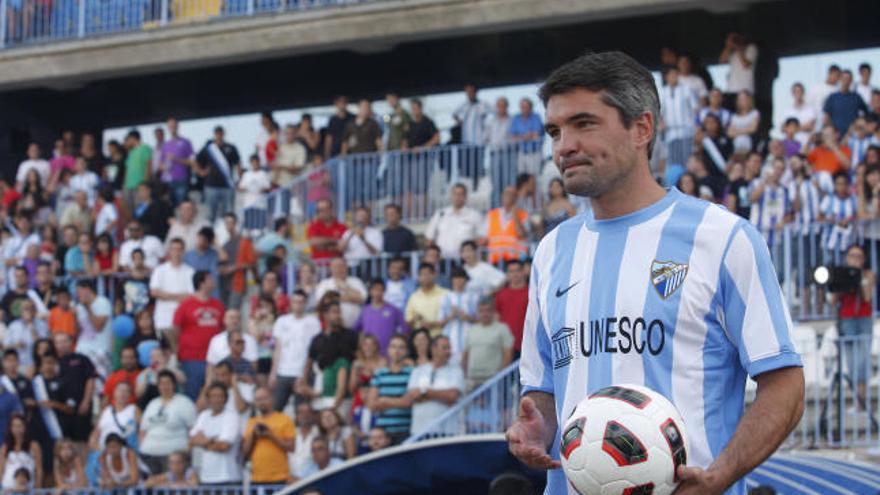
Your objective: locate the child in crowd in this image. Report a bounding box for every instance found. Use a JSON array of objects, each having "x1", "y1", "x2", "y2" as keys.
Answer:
[{"x1": 48, "y1": 289, "x2": 76, "y2": 337}]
